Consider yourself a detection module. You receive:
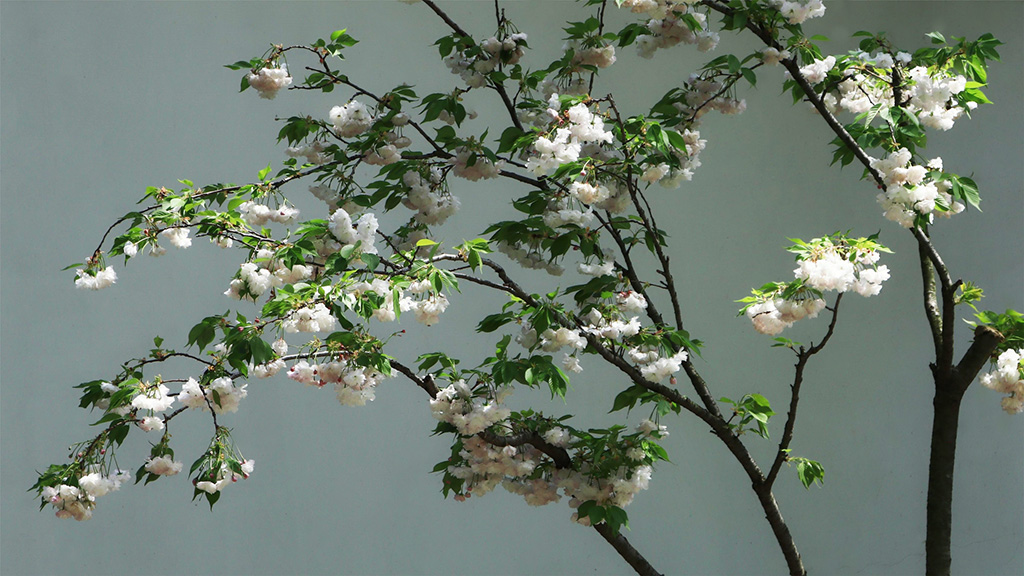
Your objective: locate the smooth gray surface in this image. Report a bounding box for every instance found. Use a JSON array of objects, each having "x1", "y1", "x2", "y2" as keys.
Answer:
[{"x1": 2, "y1": 1, "x2": 1021, "y2": 575}]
